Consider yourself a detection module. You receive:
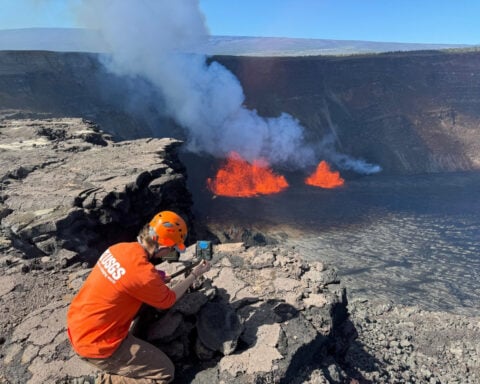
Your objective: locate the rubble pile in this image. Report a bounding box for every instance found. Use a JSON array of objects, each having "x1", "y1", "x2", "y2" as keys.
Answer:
[{"x1": 137, "y1": 243, "x2": 351, "y2": 383}]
